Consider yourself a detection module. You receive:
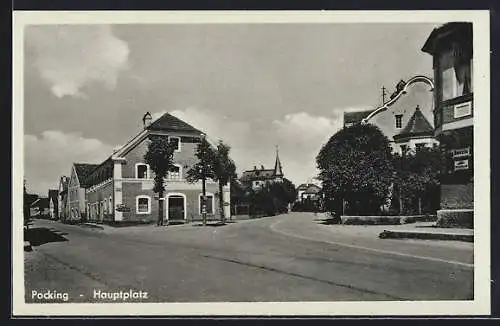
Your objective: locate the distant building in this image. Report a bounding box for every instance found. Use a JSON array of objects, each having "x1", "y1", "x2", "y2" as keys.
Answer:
[
  {"x1": 30, "y1": 197, "x2": 49, "y2": 218},
  {"x1": 342, "y1": 75, "x2": 438, "y2": 155},
  {"x1": 57, "y1": 176, "x2": 69, "y2": 221},
  {"x1": 296, "y1": 183, "x2": 322, "y2": 202},
  {"x1": 422, "y1": 22, "x2": 473, "y2": 220},
  {"x1": 240, "y1": 148, "x2": 284, "y2": 190},
  {"x1": 67, "y1": 163, "x2": 99, "y2": 222},
  {"x1": 48, "y1": 189, "x2": 58, "y2": 220}
]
